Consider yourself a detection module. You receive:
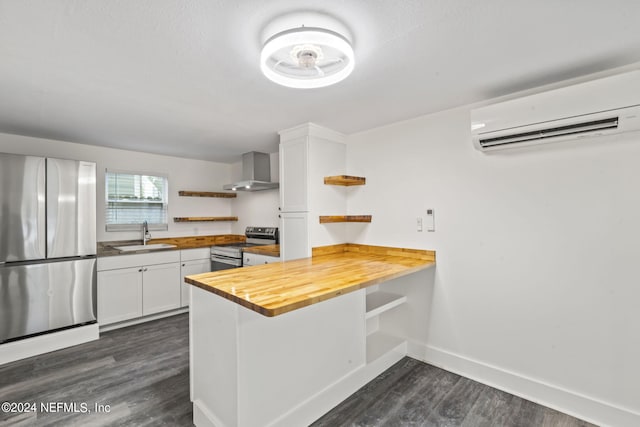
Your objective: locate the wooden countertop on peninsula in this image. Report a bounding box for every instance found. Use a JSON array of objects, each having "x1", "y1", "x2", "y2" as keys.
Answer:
[
  {"x1": 242, "y1": 244, "x2": 280, "y2": 257},
  {"x1": 185, "y1": 243, "x2": 435, "y2": 317}
]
